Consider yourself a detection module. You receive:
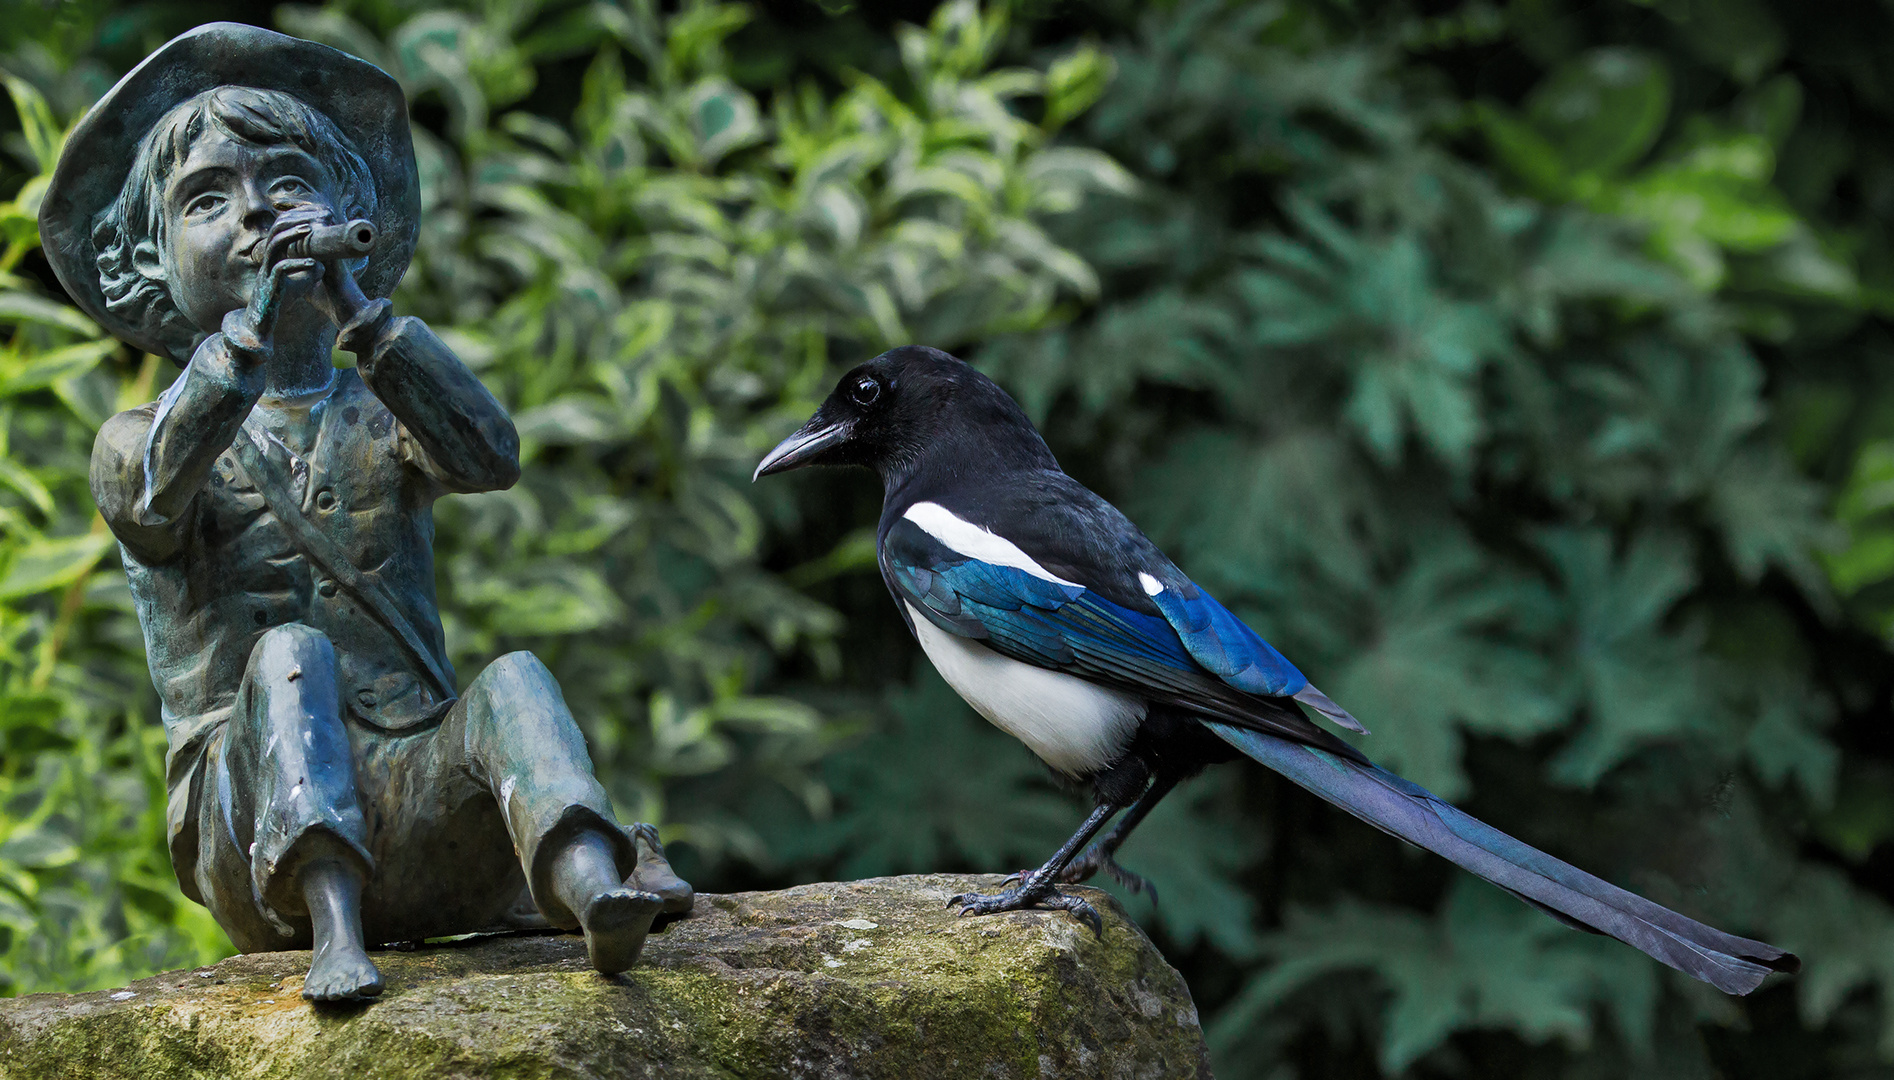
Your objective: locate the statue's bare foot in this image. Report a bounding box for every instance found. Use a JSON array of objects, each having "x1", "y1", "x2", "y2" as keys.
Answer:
[
  {"x1": 628, "y1": 822, "x2": 694, "y2": 915},
  {"x1": 302, "y1": 937, "x2": 383, "y2": 1002},
  {"x1": 299, "y1": 855, "x2": 382, "y2": 1002},
  {"x1": 580, "y1": 887, "x2": 664, "y2": 974}
]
